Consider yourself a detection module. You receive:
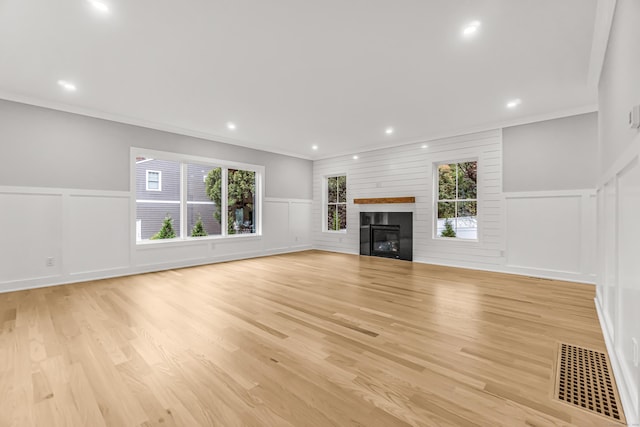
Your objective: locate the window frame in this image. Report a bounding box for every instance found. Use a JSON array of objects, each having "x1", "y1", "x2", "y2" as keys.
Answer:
[
  {"x1": 145, "y1": 170, "x2": 162, "y2": 191},
  {"x1": 132, "y1": 148, "x2": 264, "y2": 246},
  {"x1": 323, "y1": 173, "x2": 347, "y2": 233},
  {"x1": 433, "y1": 158, "x2": 479, "y2": 242}
]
